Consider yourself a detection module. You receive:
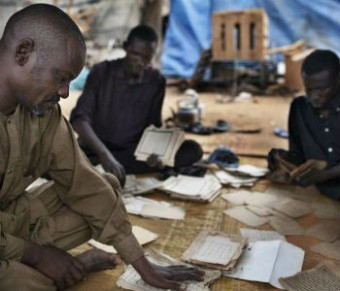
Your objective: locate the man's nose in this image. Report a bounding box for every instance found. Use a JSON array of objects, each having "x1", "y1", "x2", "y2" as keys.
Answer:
[{"x1": 58, "y1": 82, "x2": 70, "y2": 99}]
